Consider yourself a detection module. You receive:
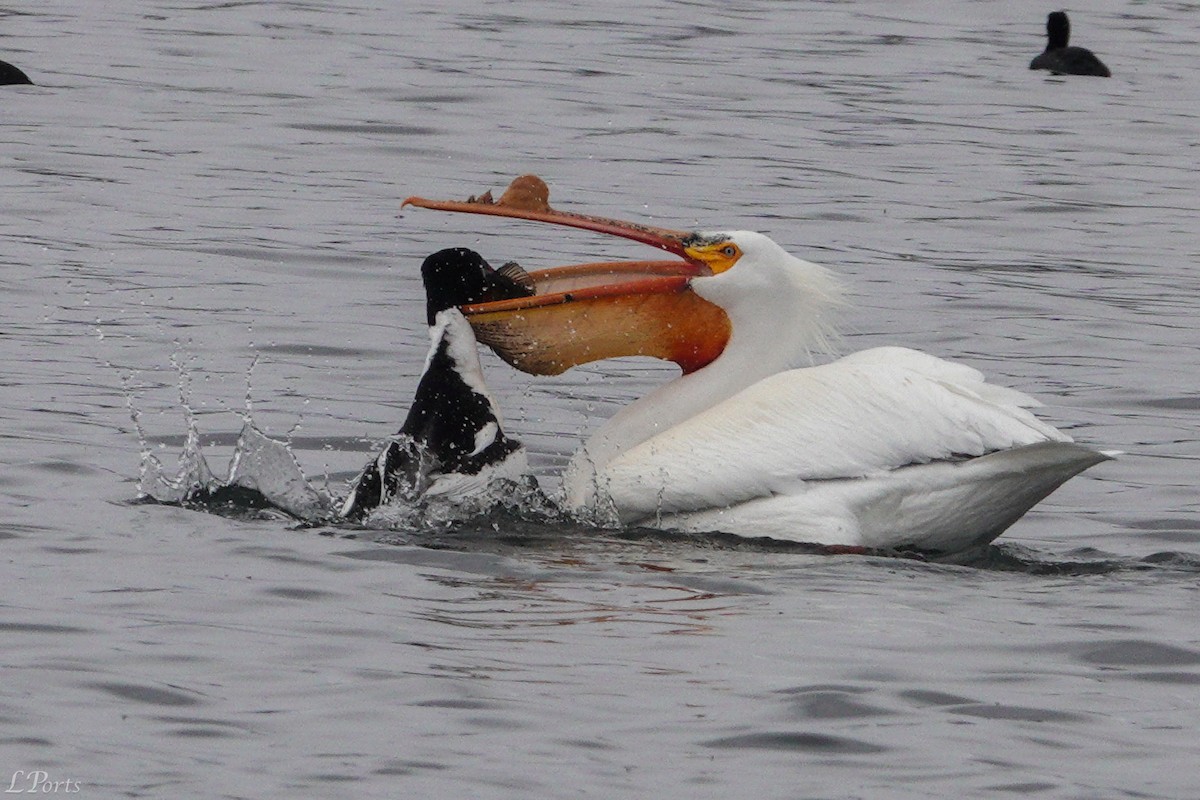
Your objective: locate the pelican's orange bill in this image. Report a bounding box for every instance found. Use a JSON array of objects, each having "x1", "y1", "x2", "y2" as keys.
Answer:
[
  {"x1": 402, "y1": 174, "x2": 697, "y2": 259},
  {"x1": 403, "y1": 175, "x2": 730, "y2": 375}
]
